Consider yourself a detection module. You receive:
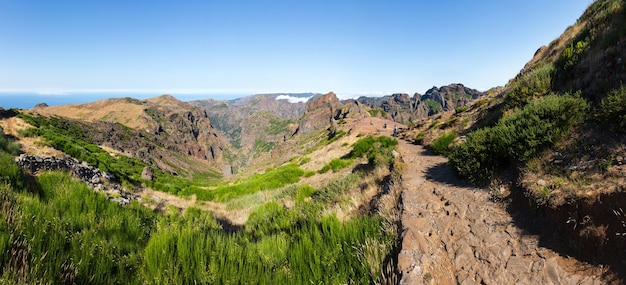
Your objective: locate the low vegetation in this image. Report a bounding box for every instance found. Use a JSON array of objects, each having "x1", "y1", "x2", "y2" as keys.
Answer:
[
  {"x1": 599, "y1": 85, "x2": 626, "y2": 133},
  {"x1": 503, "y1": 62, "x2": 554, "y2": 110},
  {"x1": 450, "y1": 93, "x2": 588, "y2": 184},
  {"x1": 185, "y1": 164, "x2": 306, "y2": 202},
  {"x1": 431, "y1": 131, "x2": 457, "y2": 155}
]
